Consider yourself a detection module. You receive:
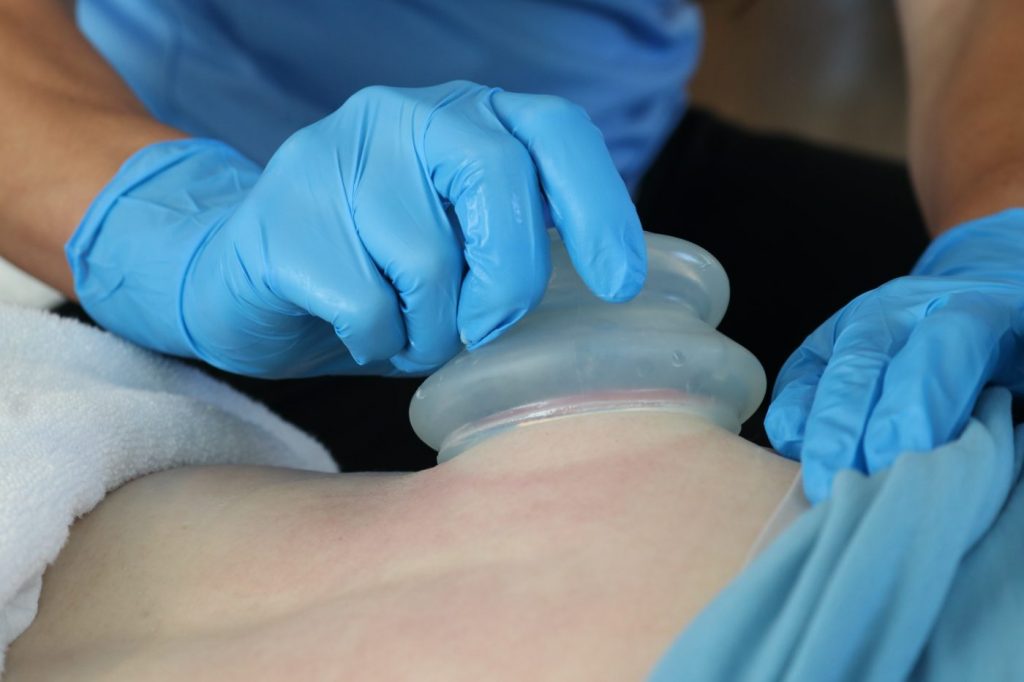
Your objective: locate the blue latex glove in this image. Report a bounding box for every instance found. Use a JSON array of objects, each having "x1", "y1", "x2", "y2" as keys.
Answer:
[
  {"x1": 766, "y1": 208, "x2": 1024, "y2": 504},
  {"x1": 67, "y1": 81, "x2": 646, "y2": 378}
]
